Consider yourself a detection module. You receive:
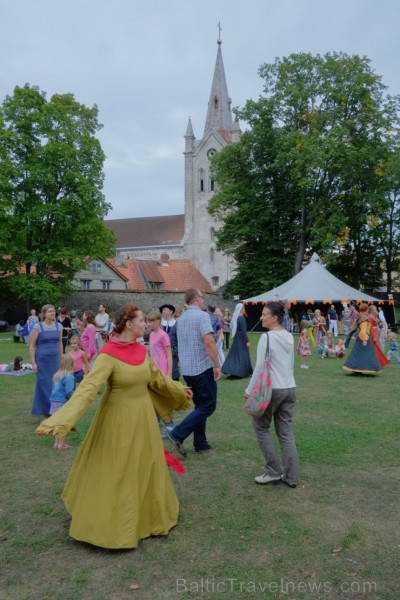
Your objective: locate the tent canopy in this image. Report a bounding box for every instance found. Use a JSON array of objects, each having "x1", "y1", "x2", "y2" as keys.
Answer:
[{"x1": 242, "y1": 253, "x2": 381, "y2": 305}]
